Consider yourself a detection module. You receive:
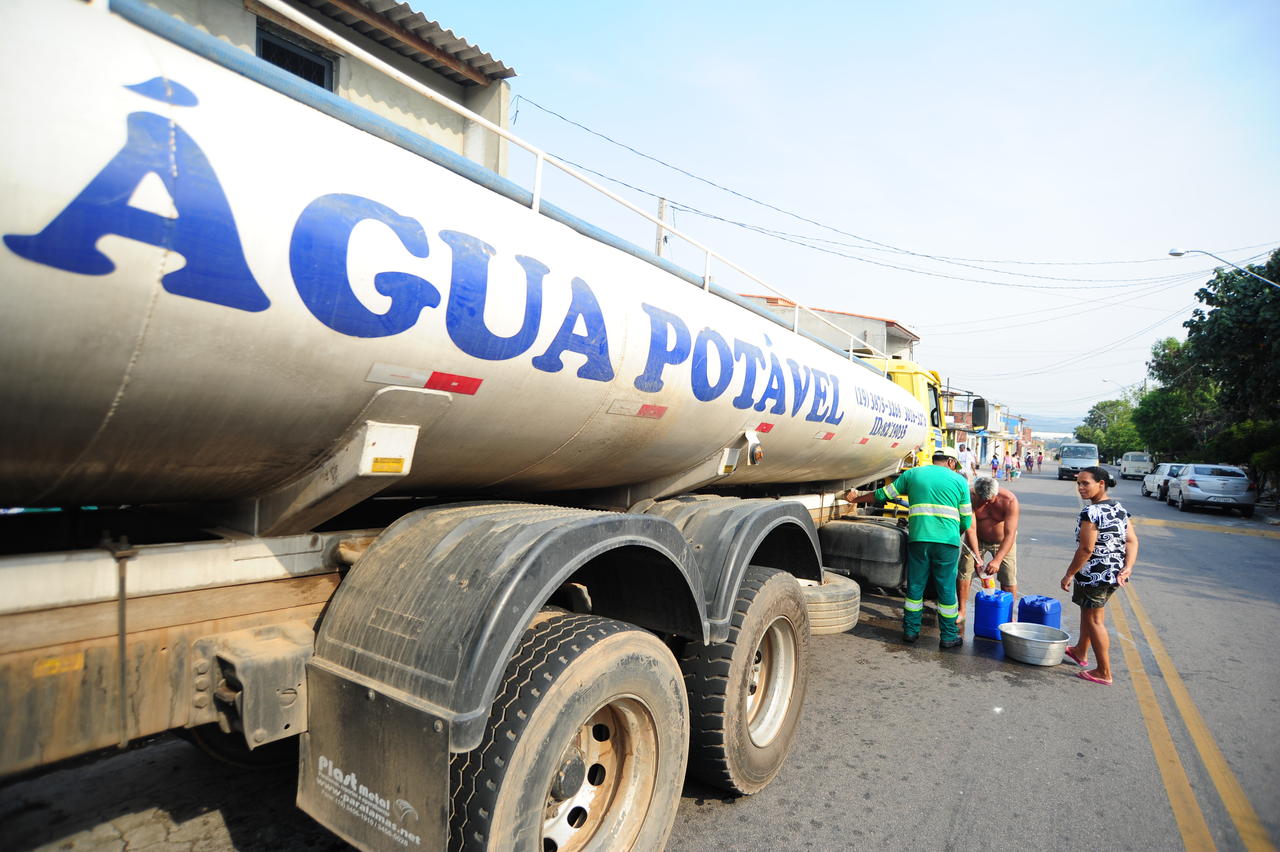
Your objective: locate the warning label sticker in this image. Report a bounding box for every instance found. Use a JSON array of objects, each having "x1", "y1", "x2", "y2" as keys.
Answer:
[
  {"x1": 371, "y1": 457, "x2": 405, "y2": 473},
  {"x1": 33, "y1": 652, "x2": 85, "y2": 678}
]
